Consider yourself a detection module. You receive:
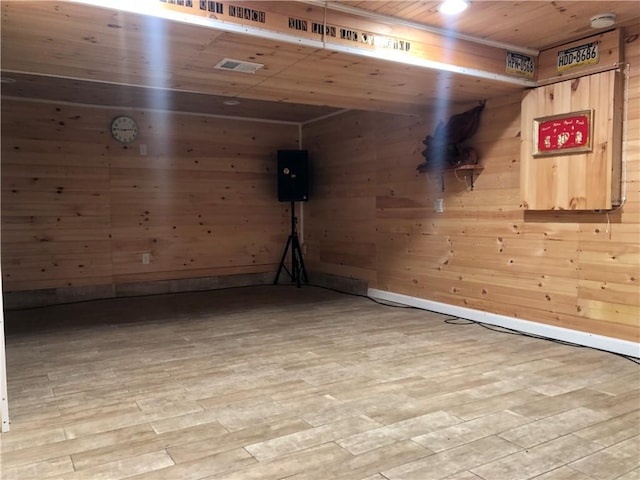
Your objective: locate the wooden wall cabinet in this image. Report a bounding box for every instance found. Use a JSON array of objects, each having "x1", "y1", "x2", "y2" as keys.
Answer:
[{"x1": 520, "y1": 70, "x2": 623, "y2": 210}]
